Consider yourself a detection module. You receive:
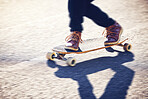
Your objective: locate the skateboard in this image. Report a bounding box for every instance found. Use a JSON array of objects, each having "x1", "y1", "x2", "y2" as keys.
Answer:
[{"x1": 46, "y1": 38, "x2": 131, "y2": 66}]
